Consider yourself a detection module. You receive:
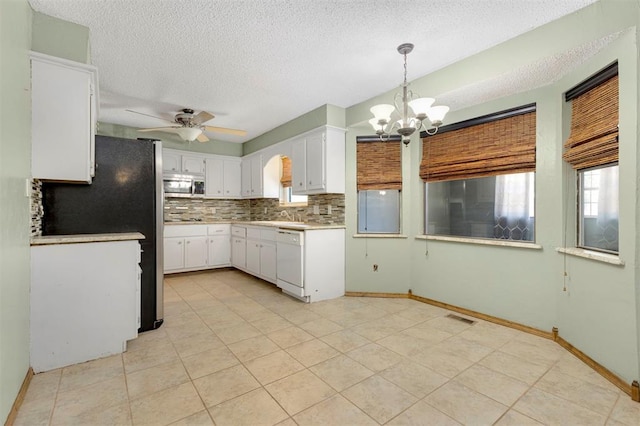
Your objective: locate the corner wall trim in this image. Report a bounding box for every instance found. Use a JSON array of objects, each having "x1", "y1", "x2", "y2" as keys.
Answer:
[
  {"x1": 4, "y1": 367, "x2": 33, "y2": 426},
  {"x1": 345, "y1": 291, "x2": 639, "y2": 402}
]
